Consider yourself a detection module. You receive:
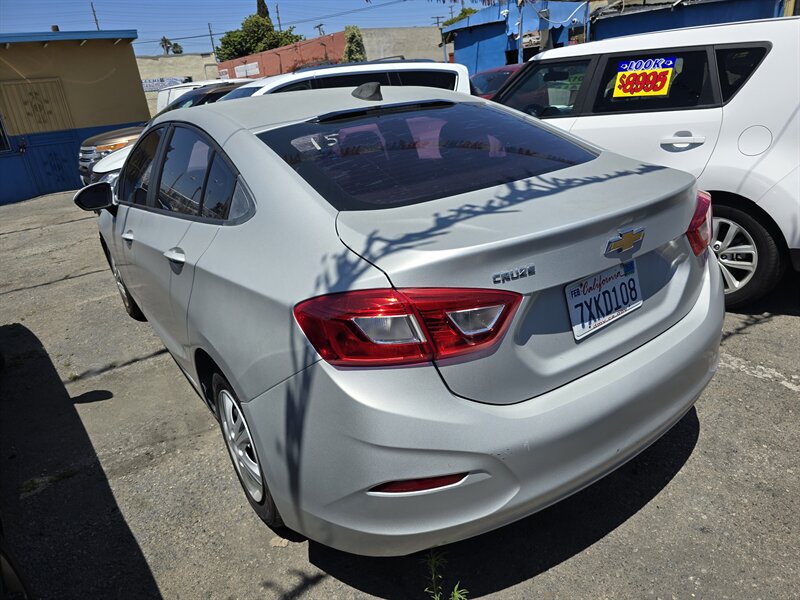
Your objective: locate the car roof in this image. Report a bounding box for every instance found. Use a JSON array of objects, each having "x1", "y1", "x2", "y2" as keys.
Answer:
[
  {"x1": 533, "y1": 16, "x2": 799, "y2": 61},
  {"x1": 152, "y1": 85, "x2": 474, "y2": 139},
  {"x1": 235, "y1": 60, "x2": 468, "y2": 91}
]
